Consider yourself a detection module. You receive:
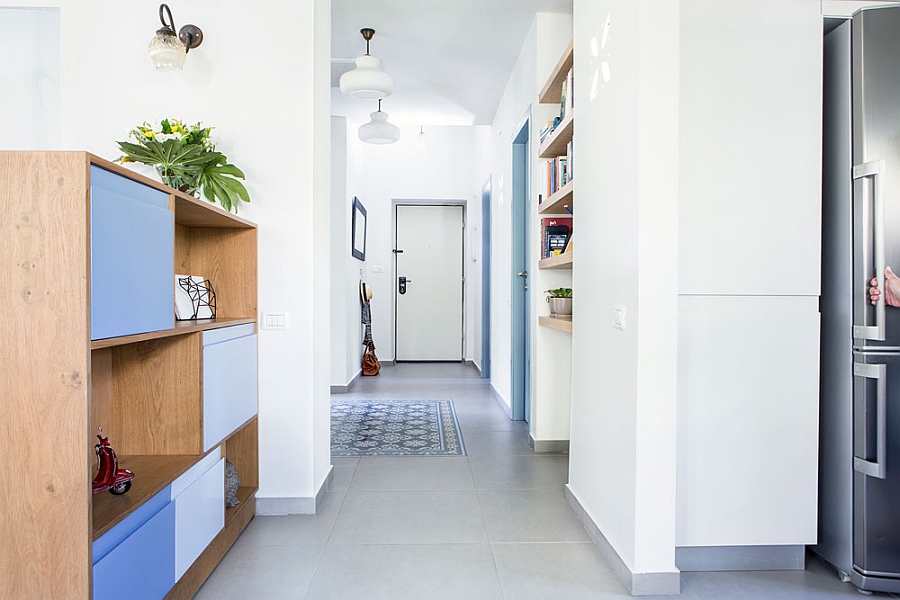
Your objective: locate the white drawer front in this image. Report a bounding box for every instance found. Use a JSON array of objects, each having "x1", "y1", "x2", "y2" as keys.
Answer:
[
  {"x1": 174, "y1": 457, "x2": 225, "y2": 580},
  {"x1": 203, "y1": 328, "x2": 258, "y2": 451}
]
